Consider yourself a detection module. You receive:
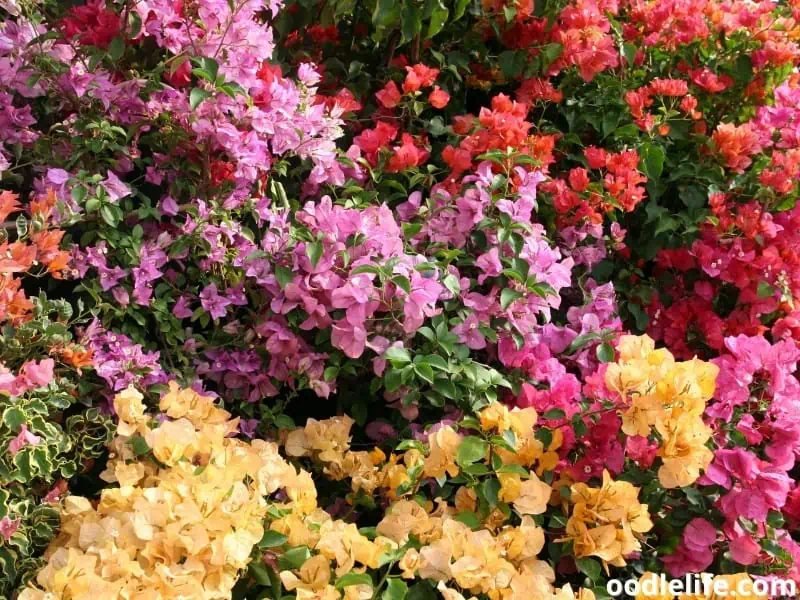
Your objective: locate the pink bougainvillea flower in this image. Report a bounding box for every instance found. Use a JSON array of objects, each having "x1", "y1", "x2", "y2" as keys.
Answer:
[
  {"x1": 8, "y1": 424, "x2": 41, "y2": 456},
  {"x1": 0, "y1": 517, "x2": 20, "y2": 542}
]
